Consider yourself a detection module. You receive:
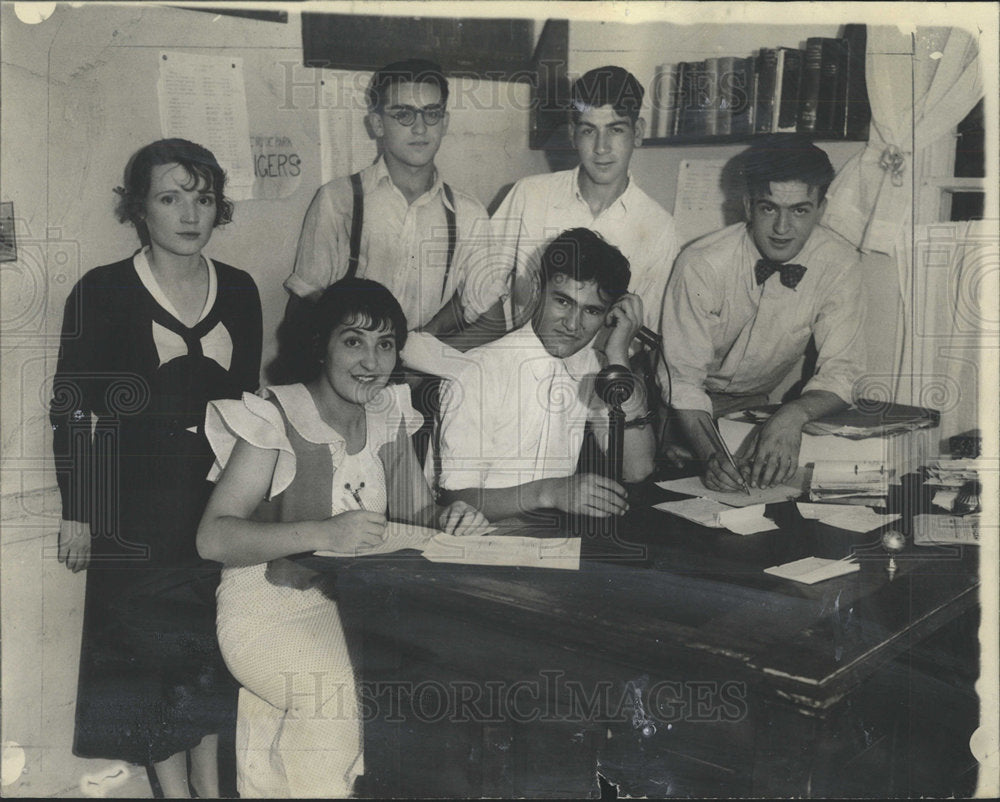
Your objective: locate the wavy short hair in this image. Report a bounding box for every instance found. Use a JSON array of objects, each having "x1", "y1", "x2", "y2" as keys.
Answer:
[
  {"x1": 540, "y1": 228, "x2": 631, "y2": 300},
  {"x1": 114, "y1": 139, "x2": 234, "y2": 237},
  {"x1": 280, "y1": 278, "x2": 409, "y2": 386},
  {"x1": 571, "y1": 65, "x2": 645, "y2": 125},
  {"x1": 740, "y1": 134, "x2": 836, "y2": 202}
]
